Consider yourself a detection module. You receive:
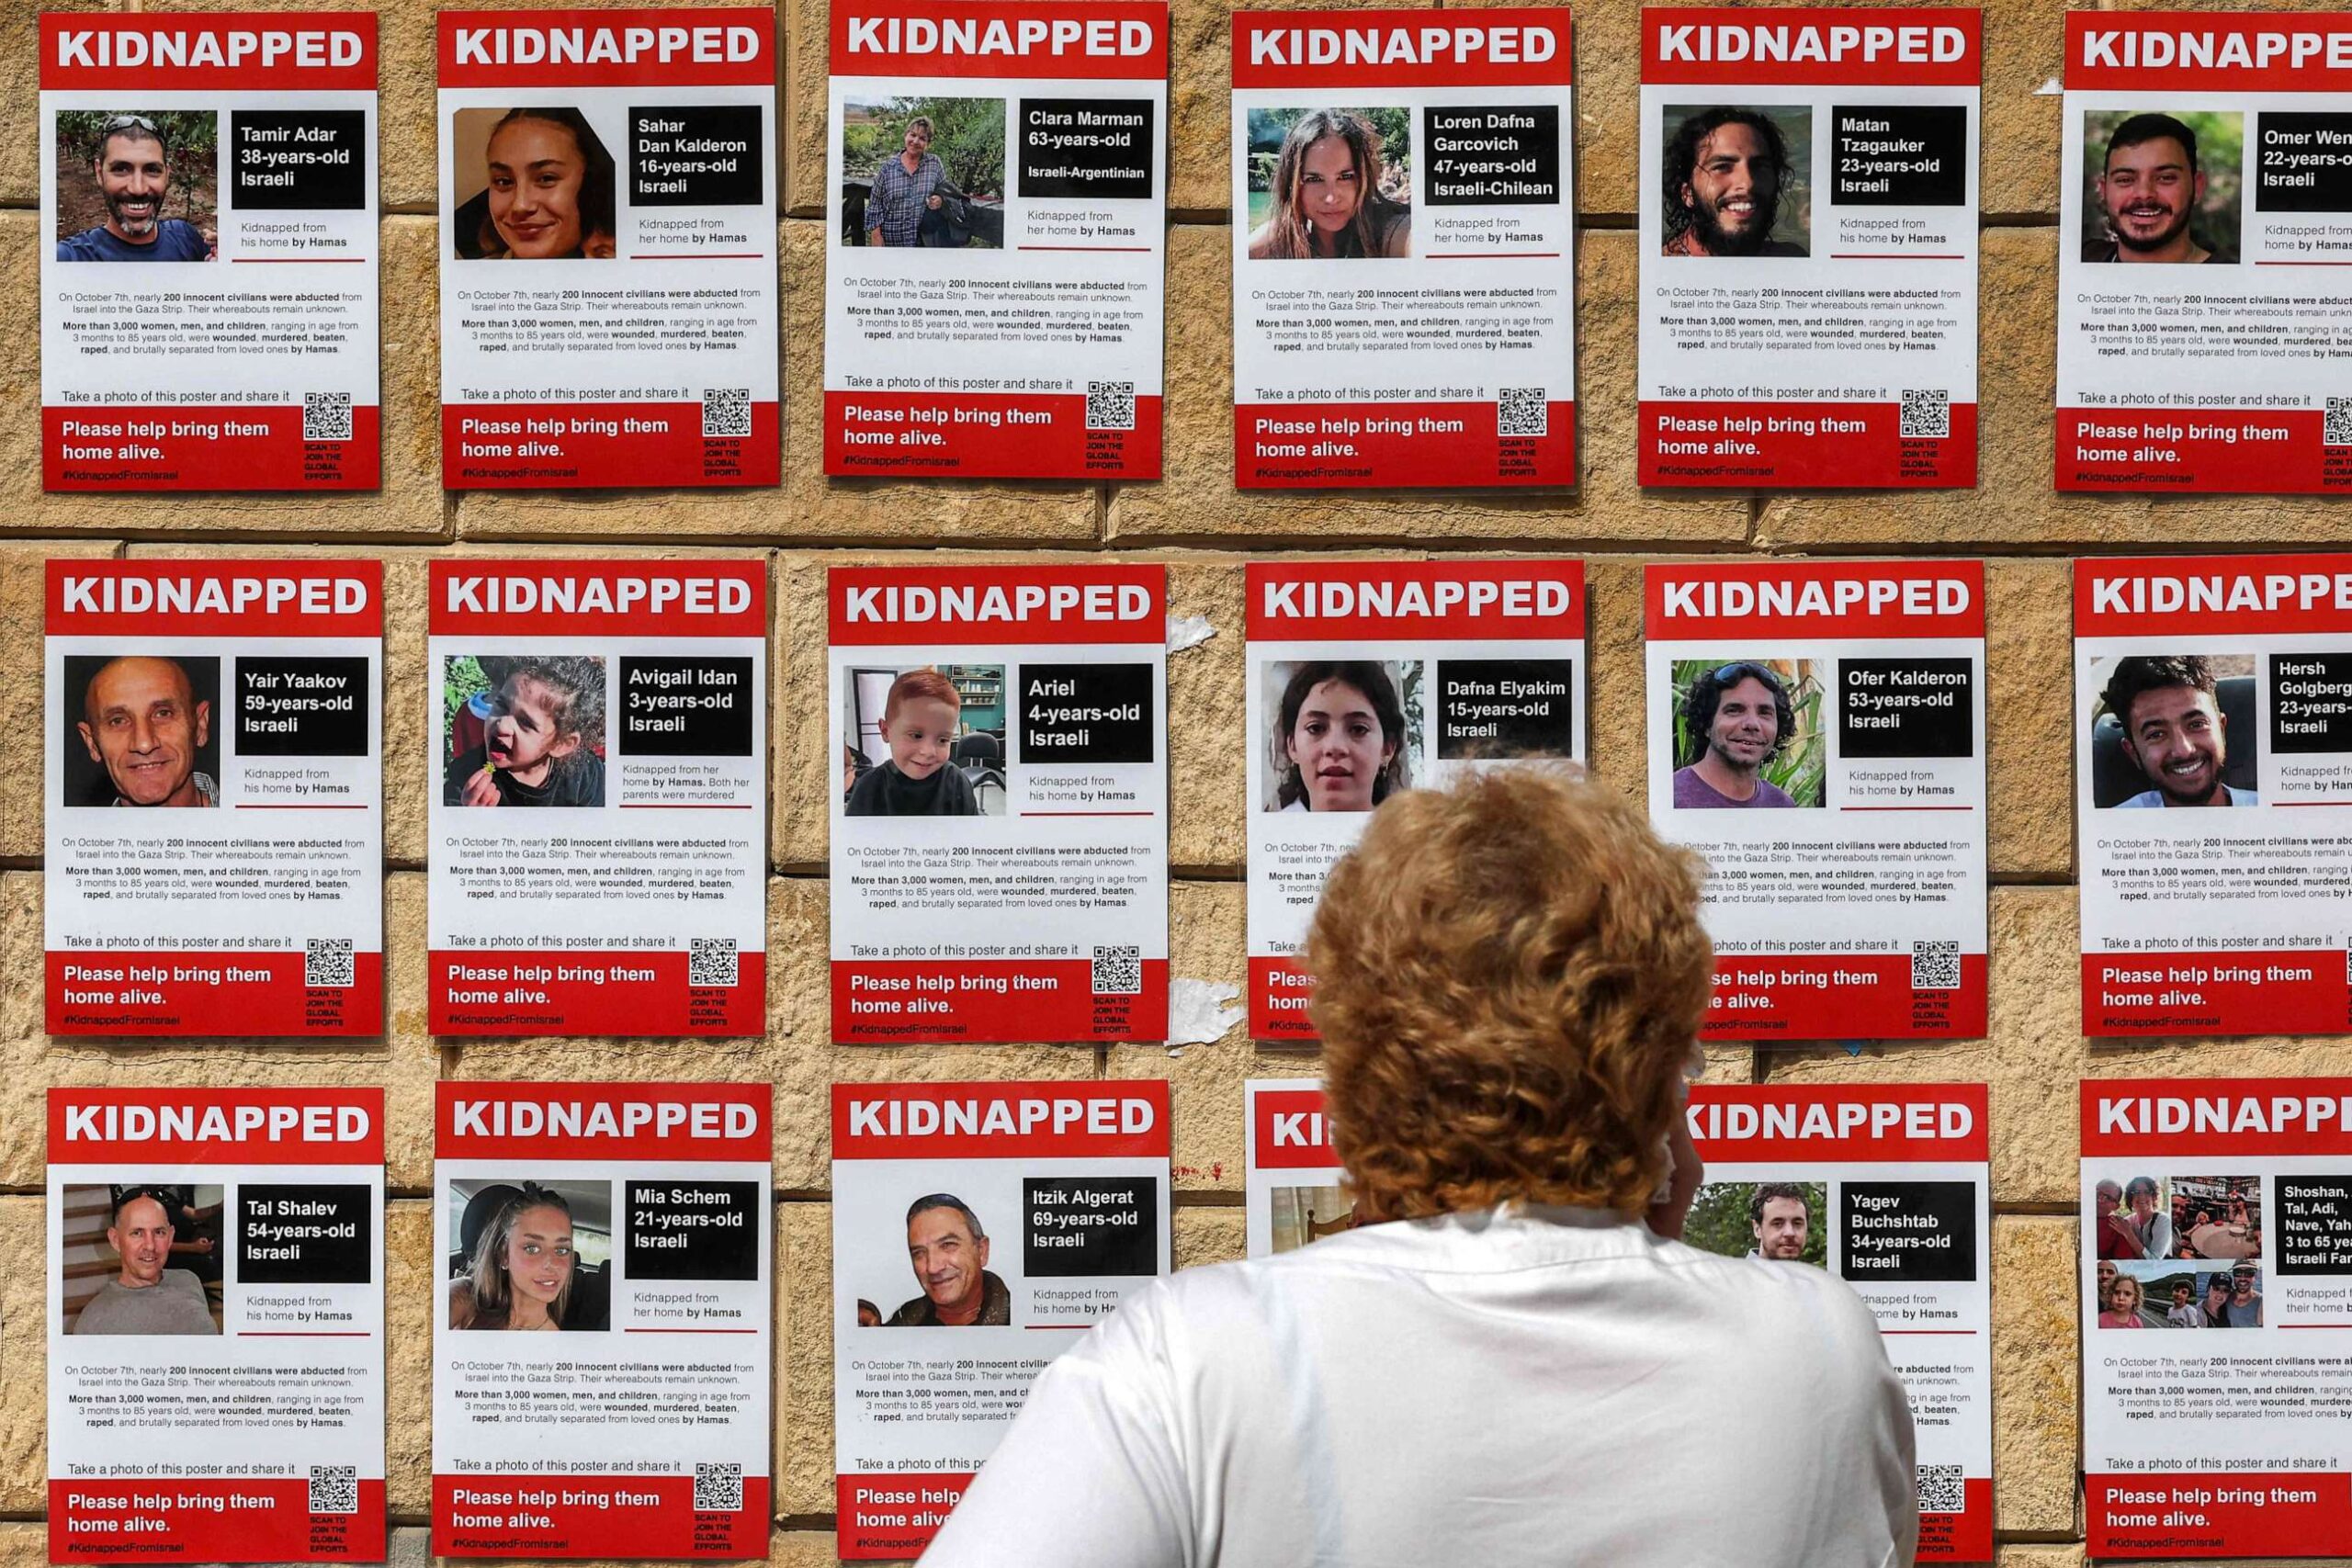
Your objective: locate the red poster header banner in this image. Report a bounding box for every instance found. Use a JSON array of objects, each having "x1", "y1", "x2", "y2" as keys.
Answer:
[
  {"x1": 833, "y1": 1082, "x2": 1170, "y2": 1159},
  {"x1": 2083, "y1": 1077, "x2": 2352, "y2": 1158},
  {"x1": 48, "y1": 559, "x2": 383, "y2": 637},
  {"x1": 428, "y1": 559, "x2": 765, "y2": 637},
  {"x1": 42, "y1": 13, "x2": 378, "y2": 90},
  {"x1": 829, "y1": 564, "x2": 1165, "y2": 645},
  {"x1": 1687, "y1": 1084, "x2": 1989, "y2": 1163},
  {"x1": 1644, "y1": 6, "x2": 1979, "y2": 85},
  {"x1": 436, "y1": 1082, "x2": 772, "y2": 1161},
  {"x1": 439, "y1": 8, "x2": 775, "y2": 87},
  {"x1": 833, "y1": 1, "x2": 1168, "y2": 80},
  {"x1": 2068, "y1": 11, "x2": 2352, "y2": 92},
  {"x1": 1246, "y1": 560, "x2": 1583, "y2": 641},
  {"x1": 1233, "y1": 7, "x2": 1572, "y2": 89},
  {"x1": 2075, "y1": 553, "x2": 2352, "y2": 638},
  {"x1": 51, "y1": 1088, "x2": 385, "y2": 1165},
  {"x1": 1645, "y1": 560, "x2": 1984, "y2": 639},
  {"x1": 1250, "y1": 1086, "x2": 1340, "y2": 1171}
]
